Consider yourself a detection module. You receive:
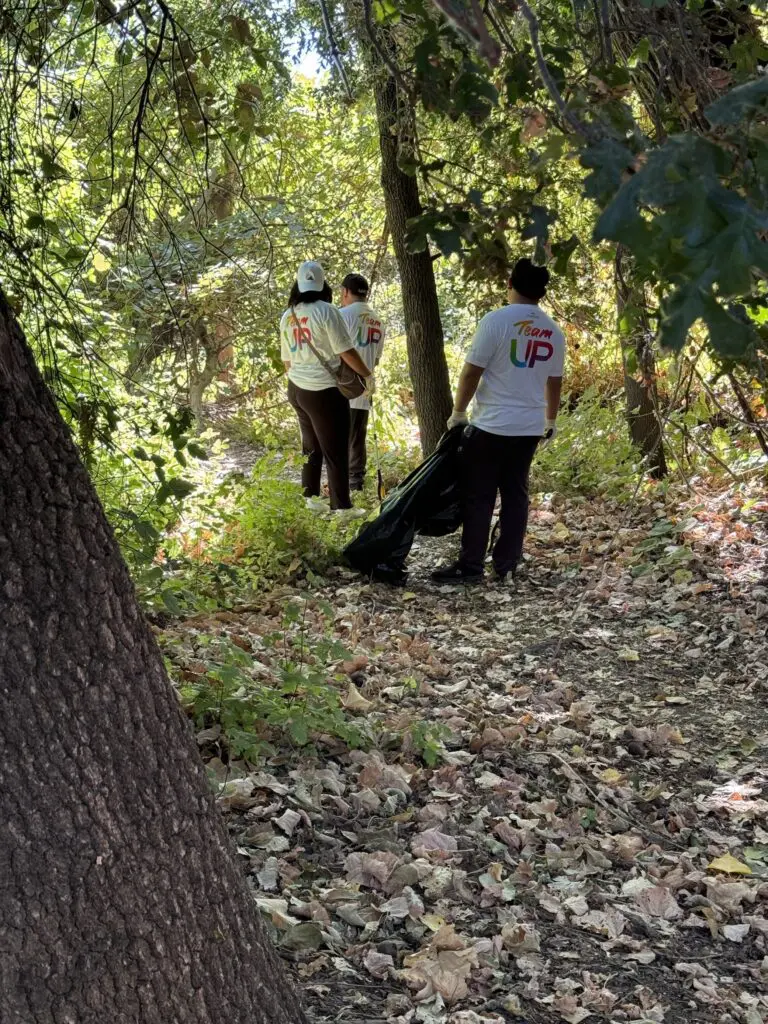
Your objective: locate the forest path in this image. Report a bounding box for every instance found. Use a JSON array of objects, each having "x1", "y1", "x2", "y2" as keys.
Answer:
[{"x1": 161, "y1": 486, "x2": 768, "y2": 1024}]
